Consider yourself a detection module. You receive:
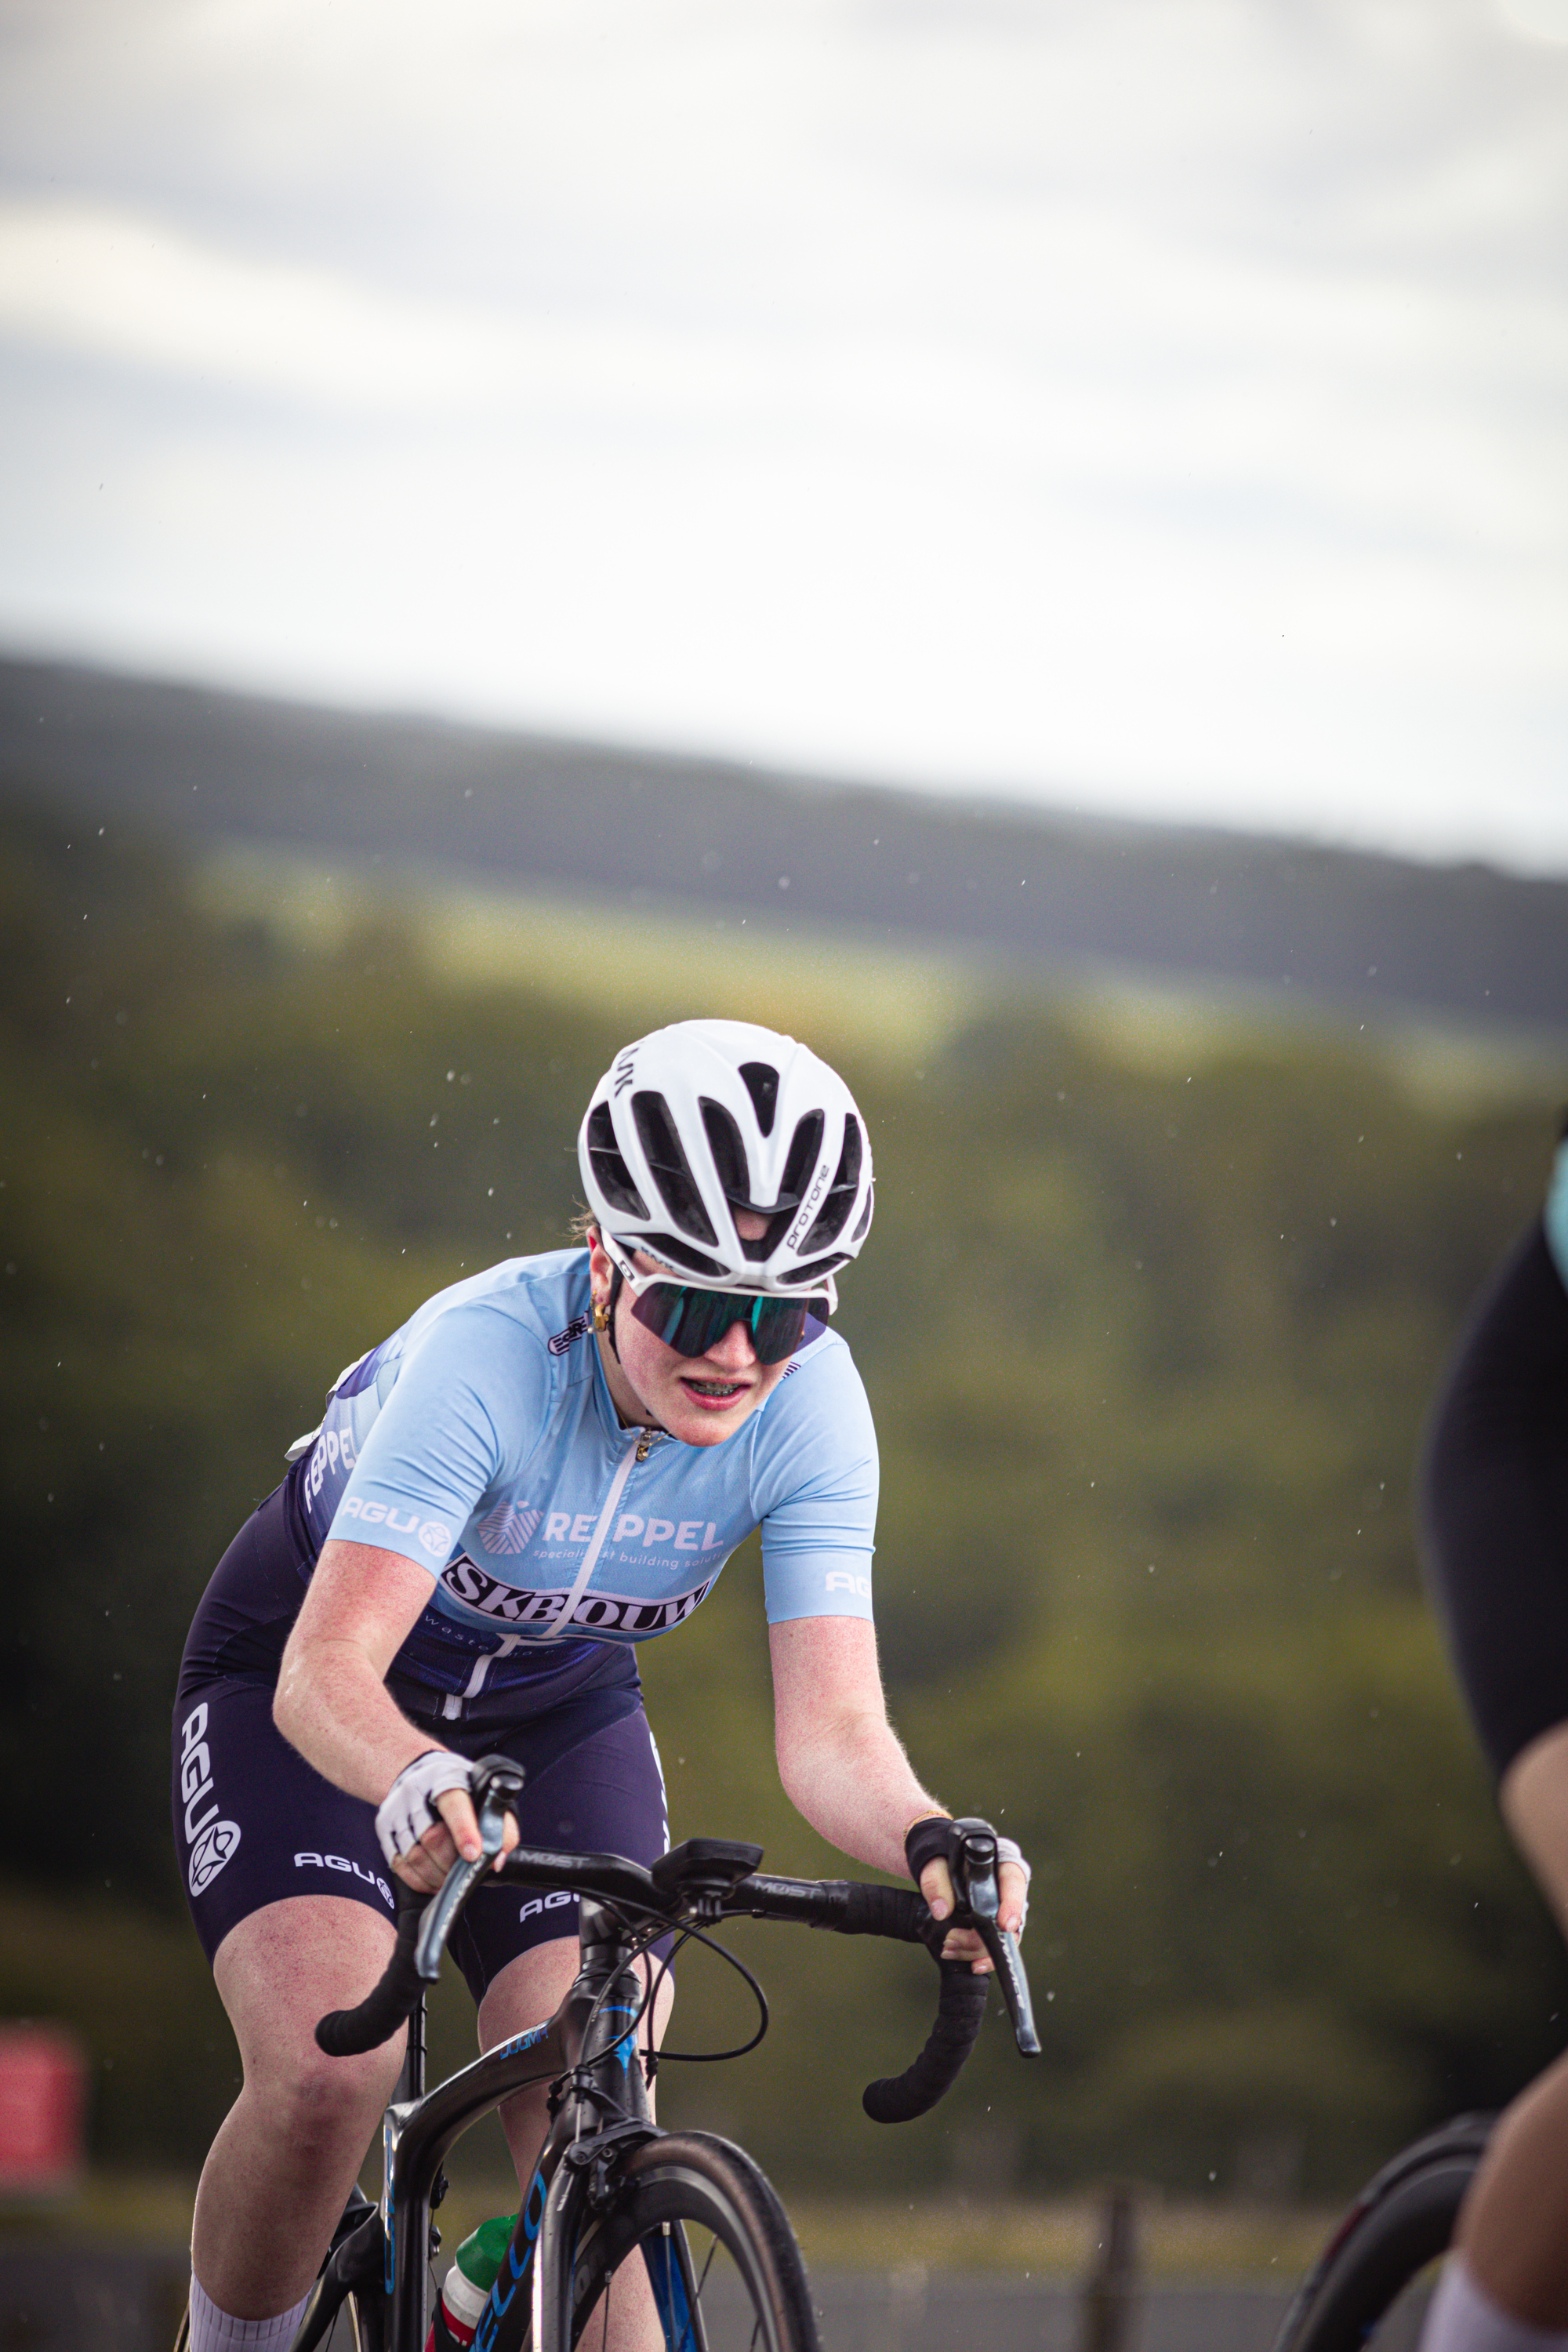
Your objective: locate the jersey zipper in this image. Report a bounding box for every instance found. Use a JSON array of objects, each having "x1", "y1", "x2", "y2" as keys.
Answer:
[
  {"x1": 536, "y1": 1428, "x2": 652, "y2": 1641},
  {"x1": 441, "y1": 1428, "x2": 662, "y2": 1714}
]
